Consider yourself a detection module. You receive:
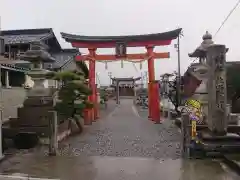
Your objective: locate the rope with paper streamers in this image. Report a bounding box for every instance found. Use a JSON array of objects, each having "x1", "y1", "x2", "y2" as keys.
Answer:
[
  {"x1": 82, "y1": 53, "x2": 153, "y2": 70},
  {"x1": 96, "y1": 57, "x2": 149, "y2": 70}
]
